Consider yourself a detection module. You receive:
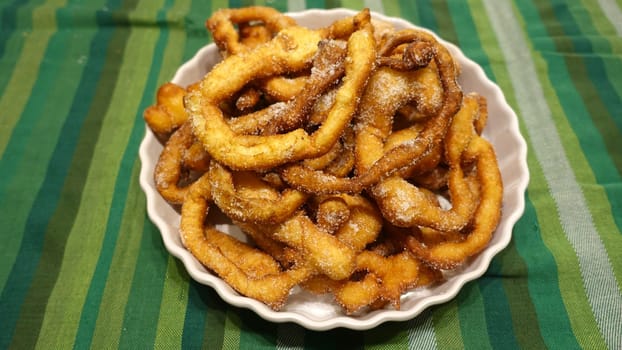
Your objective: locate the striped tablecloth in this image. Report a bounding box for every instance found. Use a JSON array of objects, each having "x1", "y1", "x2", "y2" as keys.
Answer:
[{"x1": 1, "y1": 1, "x2": 621, "y2": 349}]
